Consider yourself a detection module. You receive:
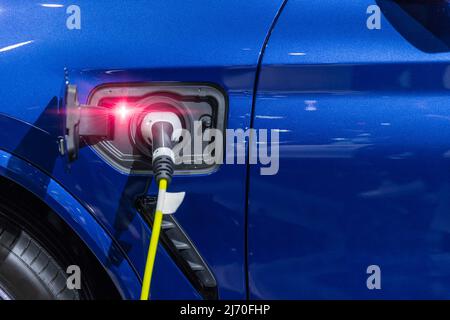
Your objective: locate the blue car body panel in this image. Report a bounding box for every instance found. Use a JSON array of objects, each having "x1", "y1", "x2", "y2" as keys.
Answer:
[
  {"x1": 0, "y1": 0, "x2": 284, "y2": 299},
  {"x1": 249, "y1": 0, "x2": 450, "y2": 298},
  {"x1": 3, "y1": 0, "x2": 450, "y2": 300}
]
